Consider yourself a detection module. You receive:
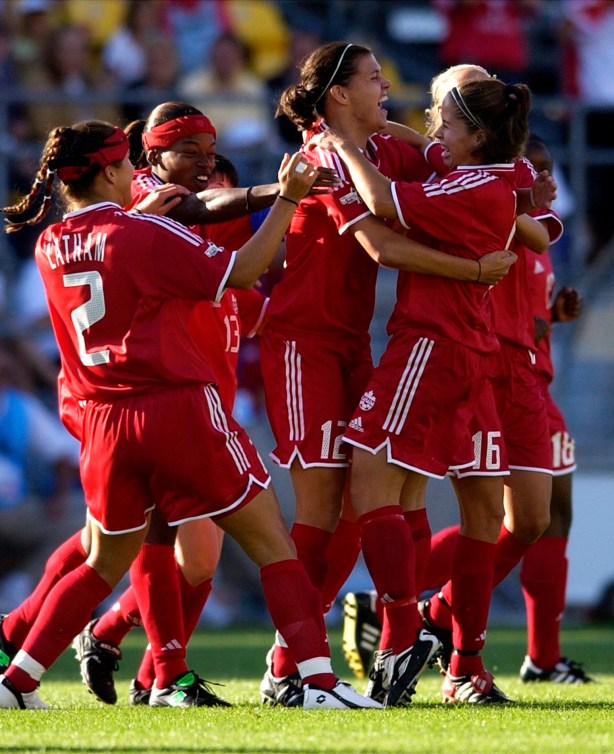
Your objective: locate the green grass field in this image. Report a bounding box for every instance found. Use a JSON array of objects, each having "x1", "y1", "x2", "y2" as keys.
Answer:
[{"x1": 2, "y1": 624, "x2": 614, "y2": 754}]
